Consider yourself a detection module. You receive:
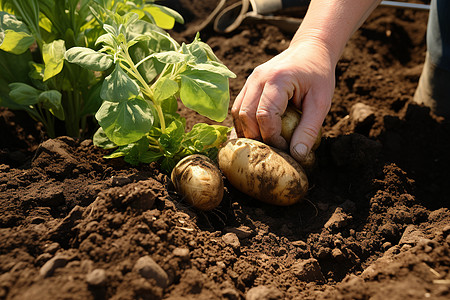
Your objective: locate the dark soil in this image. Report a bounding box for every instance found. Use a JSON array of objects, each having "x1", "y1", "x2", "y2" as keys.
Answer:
[{"x1": 1, "y1": 1, "x2": 449, "y2": 299}]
